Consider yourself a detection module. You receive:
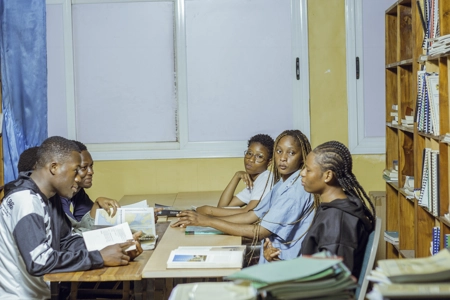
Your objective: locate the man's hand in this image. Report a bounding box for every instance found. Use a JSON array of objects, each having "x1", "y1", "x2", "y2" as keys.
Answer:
[
  {"x1": 96, "y1": 197, "x2": 121, "y2": 217},
  {"x1": 126, "y1": 231, "x2": 143, "y2": 261},
  {"x1": 100, "y1": 242, "x2": 135, "y2": 266},
  {"x1": 263, "y1": 238, "x2": 281, "y2": 262},
  {"x1": 170, "y1": 210, "x2": 210, "y2": 228}
]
